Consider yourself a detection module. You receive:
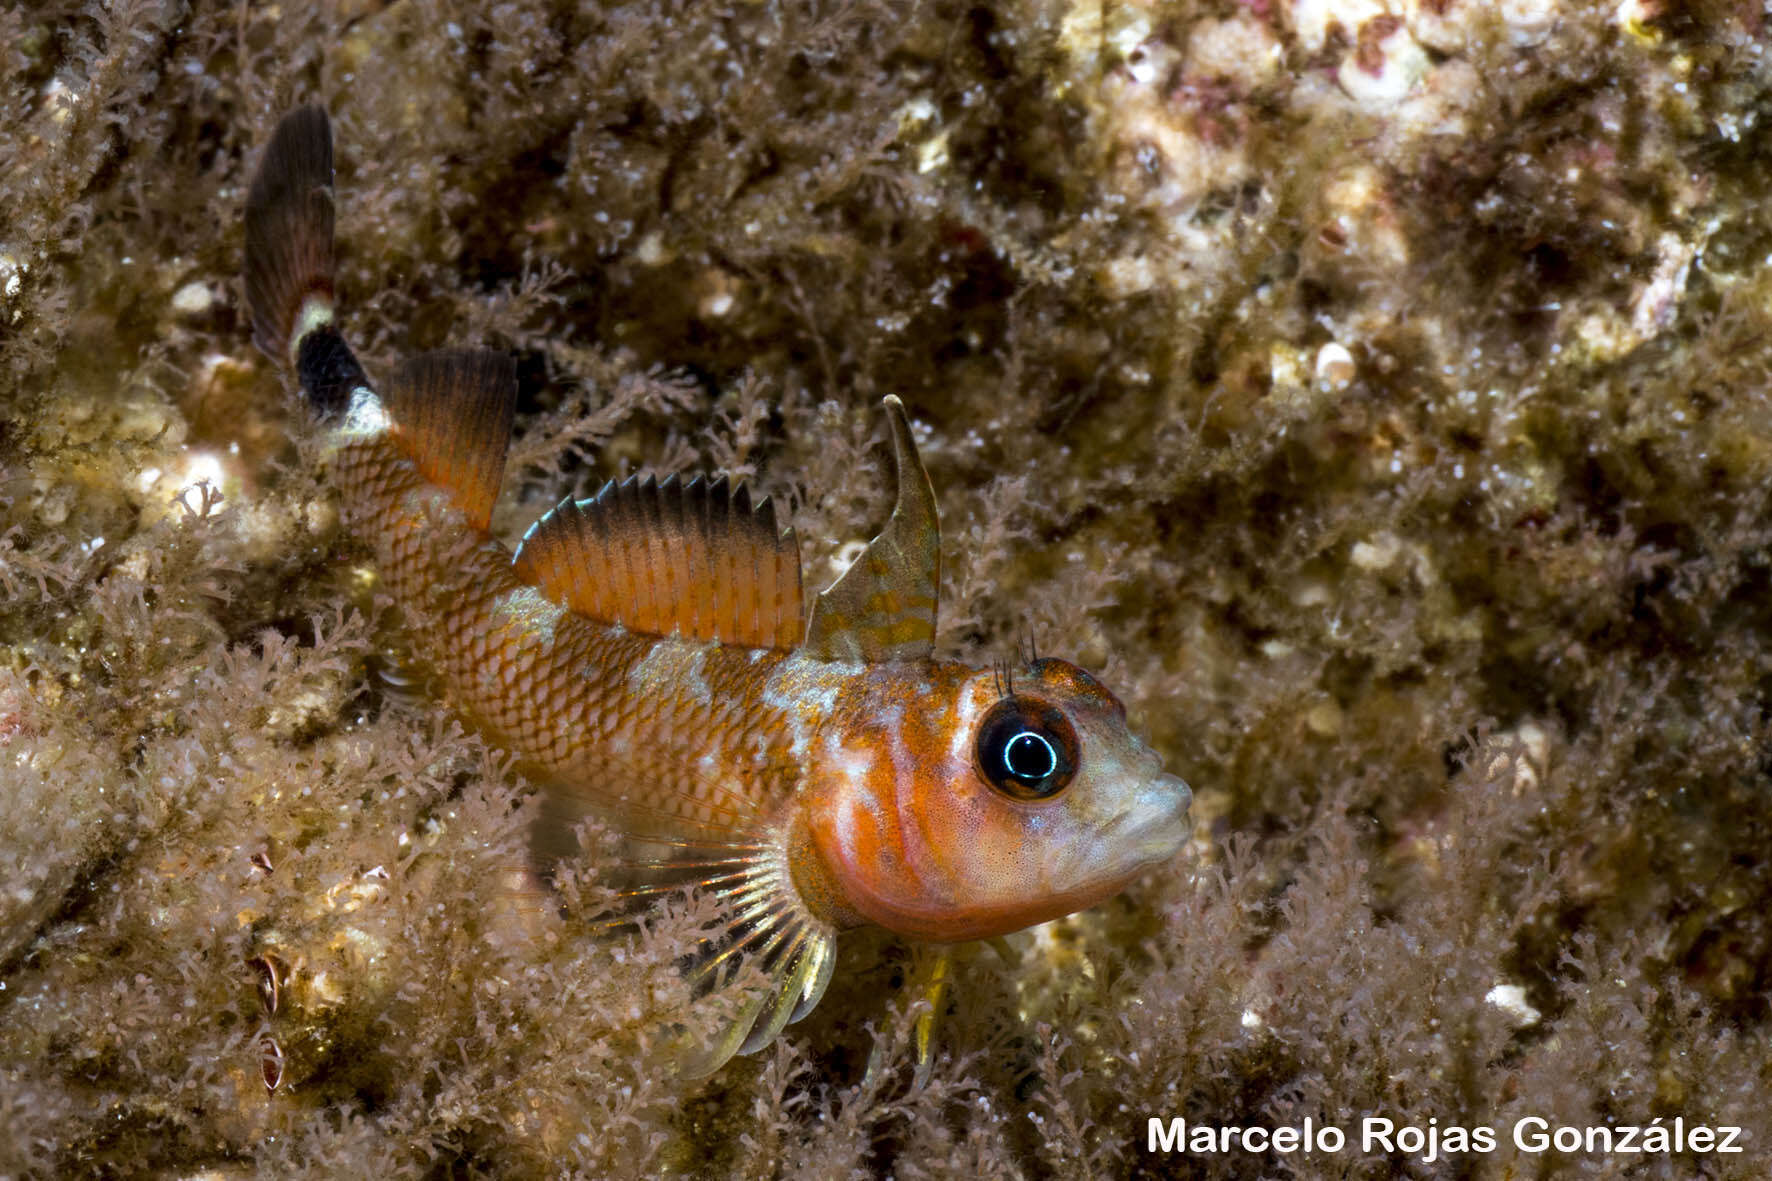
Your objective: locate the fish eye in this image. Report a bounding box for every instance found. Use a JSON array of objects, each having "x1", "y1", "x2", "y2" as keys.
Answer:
[{"x1": 975, "y1": 697, "x2": 1078, "y2": 801}]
